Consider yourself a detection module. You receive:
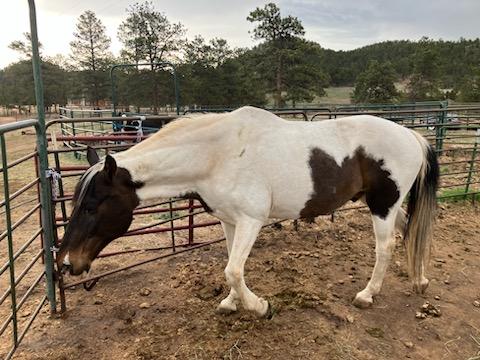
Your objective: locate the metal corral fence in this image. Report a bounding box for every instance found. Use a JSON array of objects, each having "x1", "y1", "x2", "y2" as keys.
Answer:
[
  {"x1": 0, "y1": 120, "x2": 56, "y2": 359},
  {"x1": 182, "y1": 100, "x2": 447, "y2": 120}
]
